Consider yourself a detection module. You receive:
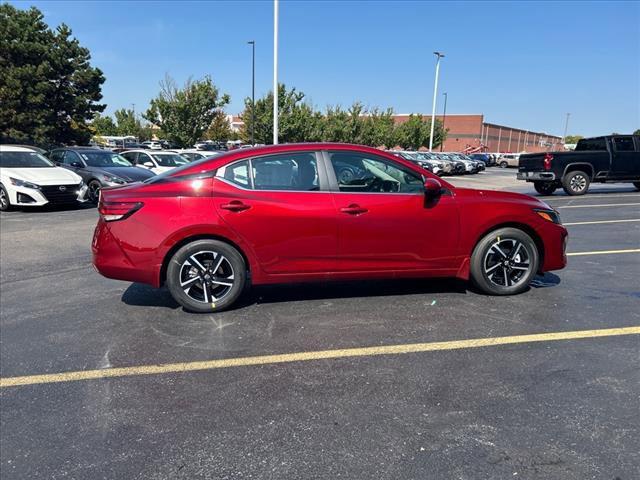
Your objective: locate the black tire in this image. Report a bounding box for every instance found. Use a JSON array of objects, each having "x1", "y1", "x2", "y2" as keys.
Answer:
[
  {"x1": 562, "y1": 170, "x2": 590, "y2": 196},
  {"x1": 0, "y1": 184, "x2": 11, "y2": 211},
  {"x1": 87, "y1": 180, "x2": 102, "y2": 204},
  {"x1": 166, "y1": 239, "x2": 247, "y2": 313},
  {"x1": 633, "y1": 182, "x2": 640, "y2": 191},
  {"x1": 470, "y1": 227, "x2": 540, "y2": 295},
  {"x1": 499, "y1": 161, "x2": 508, "y2": 168},
  {"x1": 533, "y1": 182, "x2": 557, "y2": 196}
]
